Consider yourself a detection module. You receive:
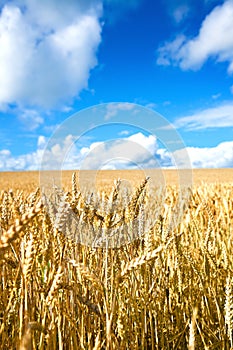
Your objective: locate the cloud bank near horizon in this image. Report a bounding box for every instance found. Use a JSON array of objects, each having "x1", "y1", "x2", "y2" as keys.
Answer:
[{"x1": 0, "y1": 133, "x2": 232, "y2": 171}]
